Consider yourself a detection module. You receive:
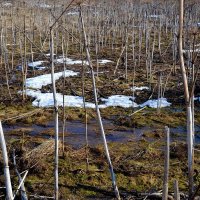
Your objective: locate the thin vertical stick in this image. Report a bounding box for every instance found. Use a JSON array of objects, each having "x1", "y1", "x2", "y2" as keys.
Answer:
[
  {"x1": 174, "y1": 180, "x2": 180, "y2": 200},
  {"x1": 79, "y1": 6, "x2": 120, "y2": 200},
  {"x1": 162, "y1": 126, "x2": 170, "y2": 200},
  {"x1": 61, "y1": 35, "x2": 66, "y2": 157},
  {"x1": 50, "y1": 29, "x2": 59, "y2": 200},
  {"x1": 0, "y1": 121, "x2": 13, "y2": 200}
]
